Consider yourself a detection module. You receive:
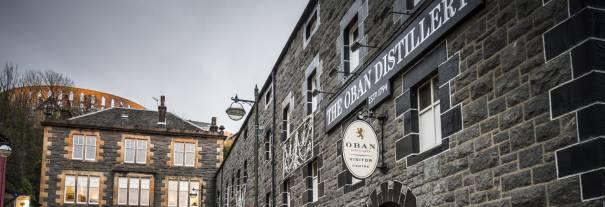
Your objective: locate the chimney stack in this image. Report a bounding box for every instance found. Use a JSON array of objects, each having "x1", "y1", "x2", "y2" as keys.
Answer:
[
  {"x1": 63, "y1": 94, "x2": 71, "y2": 108},
  {"x1": 60, "y1": 94, "x2": 72, "y2": 119},
  {"x1": 158, "y1": 95, "x2": 167, "y2": 124},
  {"x1": 210, "y1": 117, "x2": 218, "y2": 132}
]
